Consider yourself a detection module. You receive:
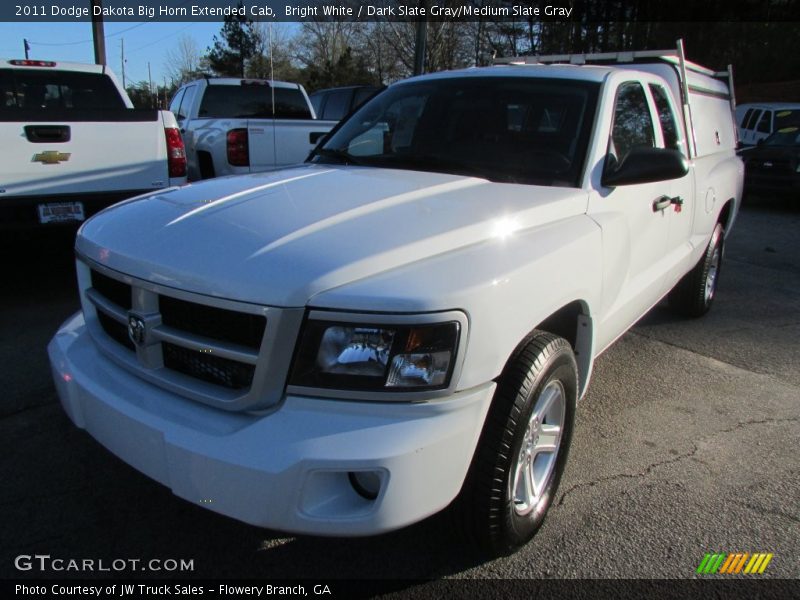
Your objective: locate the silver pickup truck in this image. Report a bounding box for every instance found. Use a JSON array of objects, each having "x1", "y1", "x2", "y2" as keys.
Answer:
[{"x1": 170, "y1": 77, "x2": 337, "y2": 180}]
